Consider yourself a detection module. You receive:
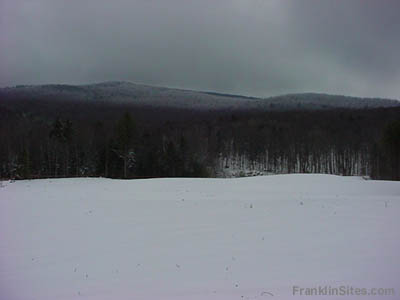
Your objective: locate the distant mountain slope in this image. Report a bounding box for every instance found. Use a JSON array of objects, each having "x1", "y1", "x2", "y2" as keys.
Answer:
[{"x1": 0, "y1": 81, "x2": 399, "y2": 112}]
